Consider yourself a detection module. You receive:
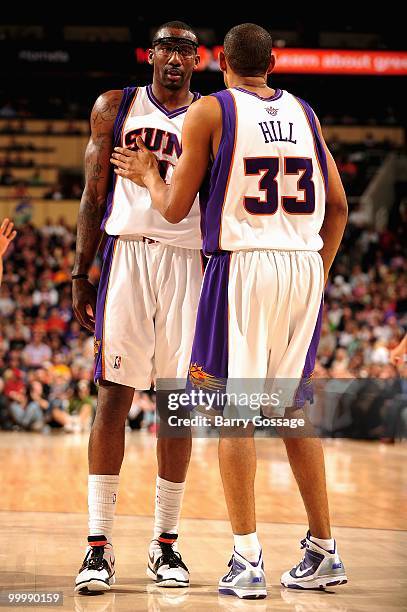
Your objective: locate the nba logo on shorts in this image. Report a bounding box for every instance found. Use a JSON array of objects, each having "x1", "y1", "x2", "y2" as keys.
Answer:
[{"x1": 114, "y1": 356, "x2": 121, "y2": 369}]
